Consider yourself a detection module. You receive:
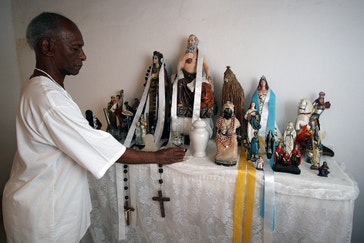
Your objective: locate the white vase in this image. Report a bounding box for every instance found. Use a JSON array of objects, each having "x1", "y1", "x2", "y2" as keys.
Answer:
[{"x1": 190, "y1": 119, "x2": 209, "y2": 157}]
